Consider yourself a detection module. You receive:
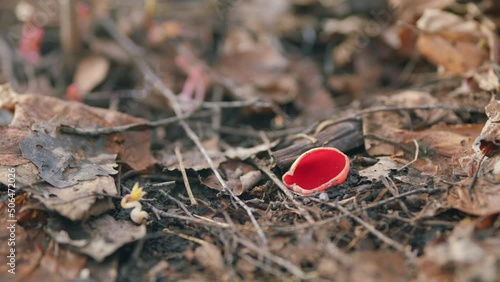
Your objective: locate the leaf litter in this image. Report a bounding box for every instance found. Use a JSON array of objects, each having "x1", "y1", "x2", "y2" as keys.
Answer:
[{"x1": 0, "y1": 0, "x2": 499, "y2": 281}]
